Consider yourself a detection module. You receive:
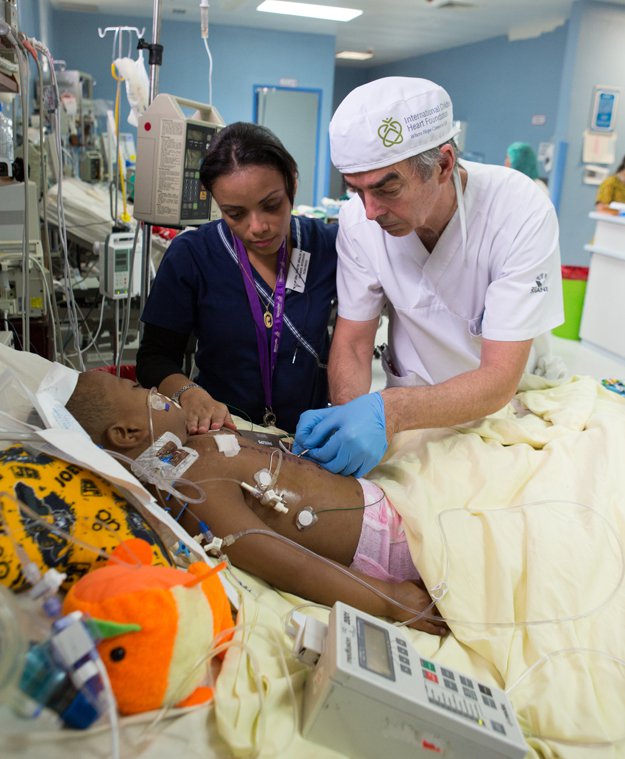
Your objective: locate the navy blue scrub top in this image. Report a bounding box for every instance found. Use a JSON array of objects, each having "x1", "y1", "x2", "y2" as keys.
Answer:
[{"x1": 141, "y1": 216, "x2": 338, "y2": 433}]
